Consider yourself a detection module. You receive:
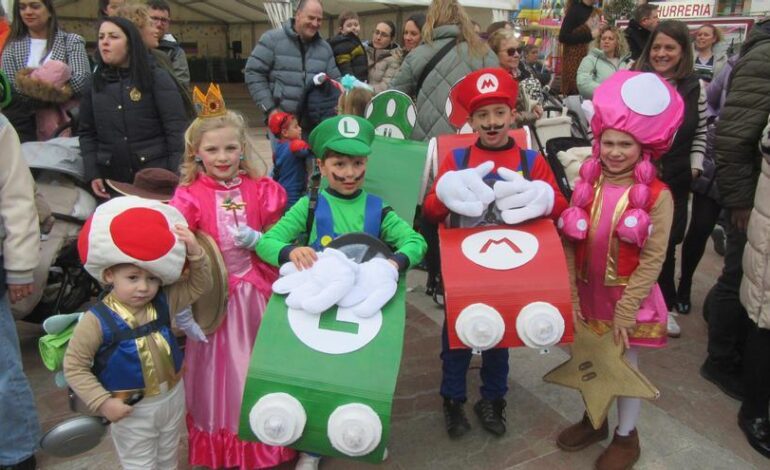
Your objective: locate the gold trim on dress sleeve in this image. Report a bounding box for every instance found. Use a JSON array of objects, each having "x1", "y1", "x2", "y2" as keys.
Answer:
[{"x1": 586, "y1": 318, "x2": 667, "y2": 339}]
